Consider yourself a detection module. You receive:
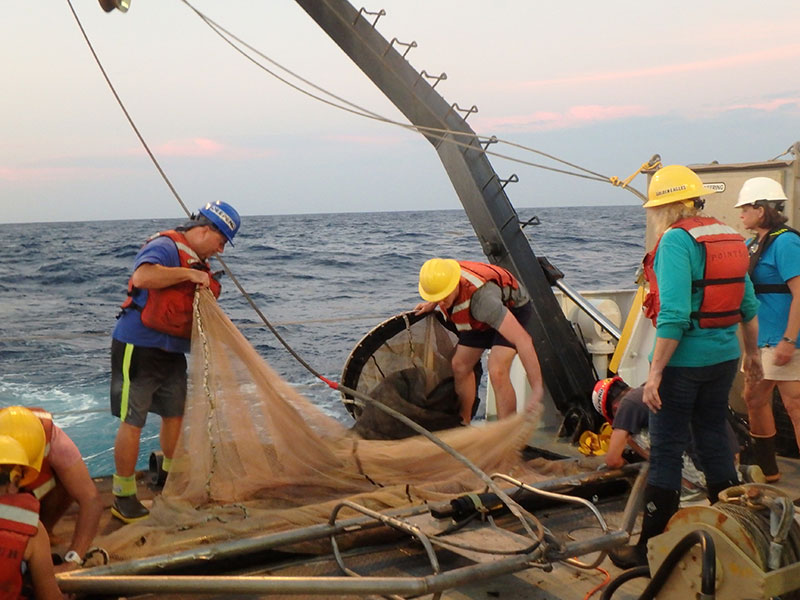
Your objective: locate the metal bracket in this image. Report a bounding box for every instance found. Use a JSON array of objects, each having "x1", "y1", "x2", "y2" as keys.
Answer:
[
  {"x1": 383, "y1": 37, "x2": 417, "y2": 58},
  {"x1": 448, "y1": 102, "x2": 478, "y2": 121},
  {"x1": 500, "y1": 174, "x2": 519, "y2": 190},
  {"x1": 480, "y1": 135, "x2": 498, "y2": 150},
  {"x1": 415, "y1": 69, "x2": 448, "y2": 89},
  {"x1": 354, "y1": 7, "x2": 385, "y2": 27},
  {"x1": 480, "y1": 173, "x2": 518, "y2": 192}
]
